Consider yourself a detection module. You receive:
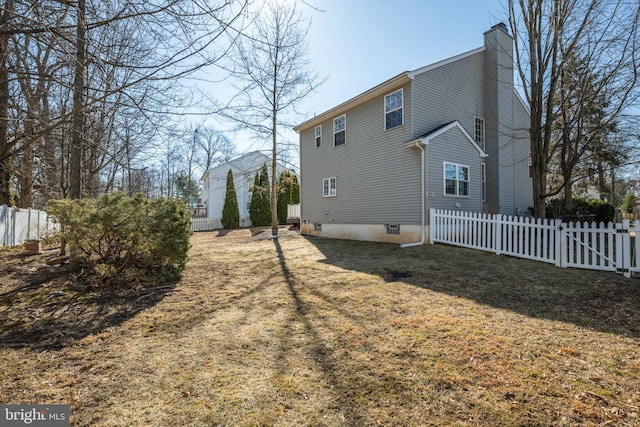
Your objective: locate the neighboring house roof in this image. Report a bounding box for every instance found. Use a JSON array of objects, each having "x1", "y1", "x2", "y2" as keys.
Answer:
[
  {"x1": 404, "y1": 120, "x2": 488, "y2": 158},
  {"x1": 201, "y1": 151, "x2": 269, "y2": 181},
  {"x1": 293, "y1": 46, "x2": 487, "y2": 133},
  {"x1": 201, "y1": 151, "x2": 297, "y2": 182}
]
